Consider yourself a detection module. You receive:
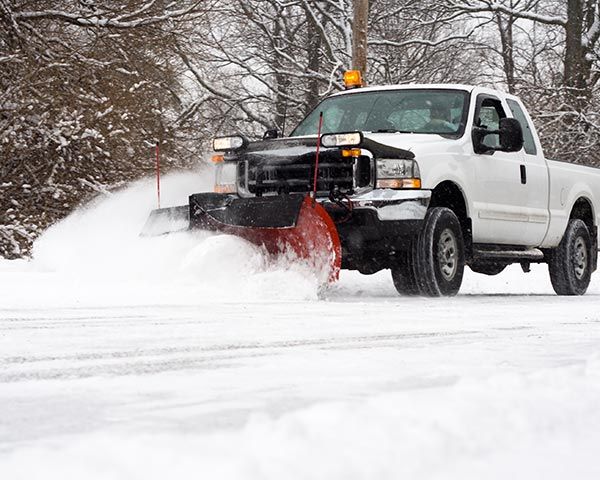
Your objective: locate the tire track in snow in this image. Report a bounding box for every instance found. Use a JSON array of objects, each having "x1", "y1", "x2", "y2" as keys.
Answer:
[{"x1": 1, "y1": 329, "x2": 485, "y2": 382}]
